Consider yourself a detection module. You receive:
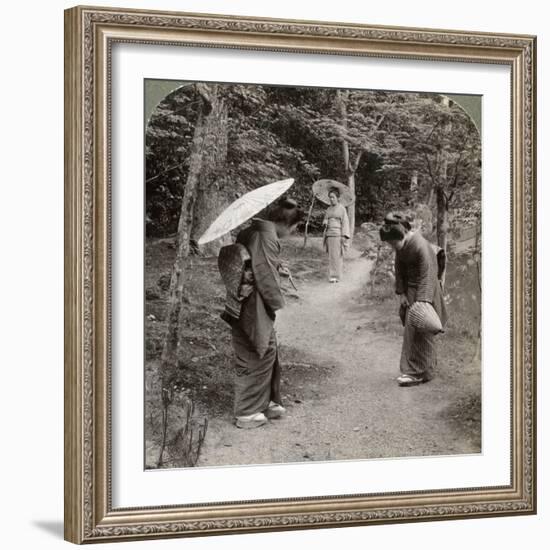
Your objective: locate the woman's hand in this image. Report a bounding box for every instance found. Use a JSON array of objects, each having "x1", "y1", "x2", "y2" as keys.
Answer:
[
  {"x1": 278, "y1": 263, "x2": 291, "y2": 278},
  {"x1": 399, "y1": 294, "x2": 409, "y2": 307},
  {"x1": 342, "y1": 237, "x2": 350, "y2": 250}
]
